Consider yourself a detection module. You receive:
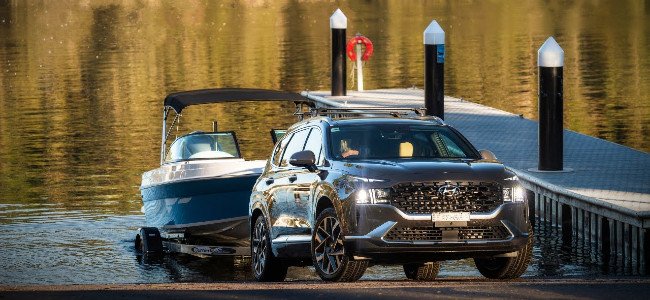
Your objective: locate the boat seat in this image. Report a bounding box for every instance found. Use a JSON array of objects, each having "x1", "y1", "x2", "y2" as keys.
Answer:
[
  {"x1": 183, "y1": 135, "x2": 214, "y2": 158},
  {"x1": 187, "y1": 140, "x2": 212, "y2": 154}
]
